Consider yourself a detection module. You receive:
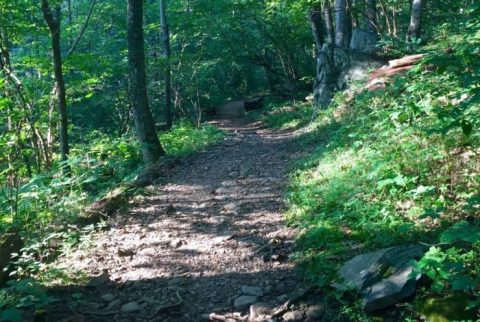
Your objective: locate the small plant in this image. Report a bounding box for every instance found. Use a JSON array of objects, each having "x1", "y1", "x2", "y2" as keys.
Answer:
[{"x1": 0, "y1": 279, "x2": 56, "y2": 322}]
